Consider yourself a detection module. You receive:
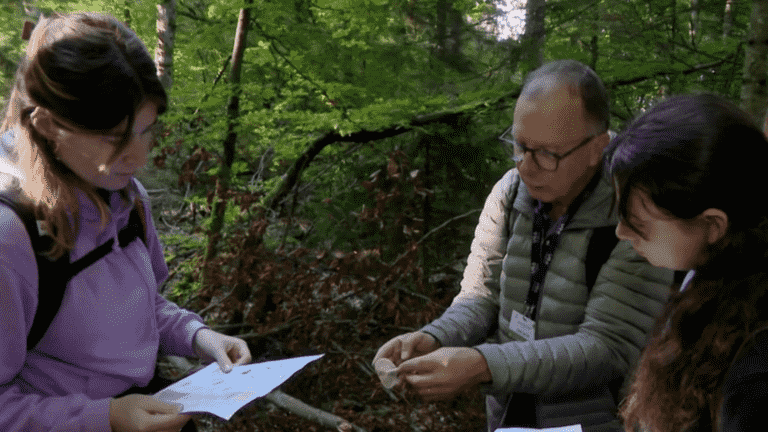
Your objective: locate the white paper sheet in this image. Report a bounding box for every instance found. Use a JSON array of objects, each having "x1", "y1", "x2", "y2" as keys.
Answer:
[
  {"x1": 154, "y1": 354, "x2": 324, "y2": 420},
  {"x1": 495, "y1": 425, "x2": 582, "y2": 432}
]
